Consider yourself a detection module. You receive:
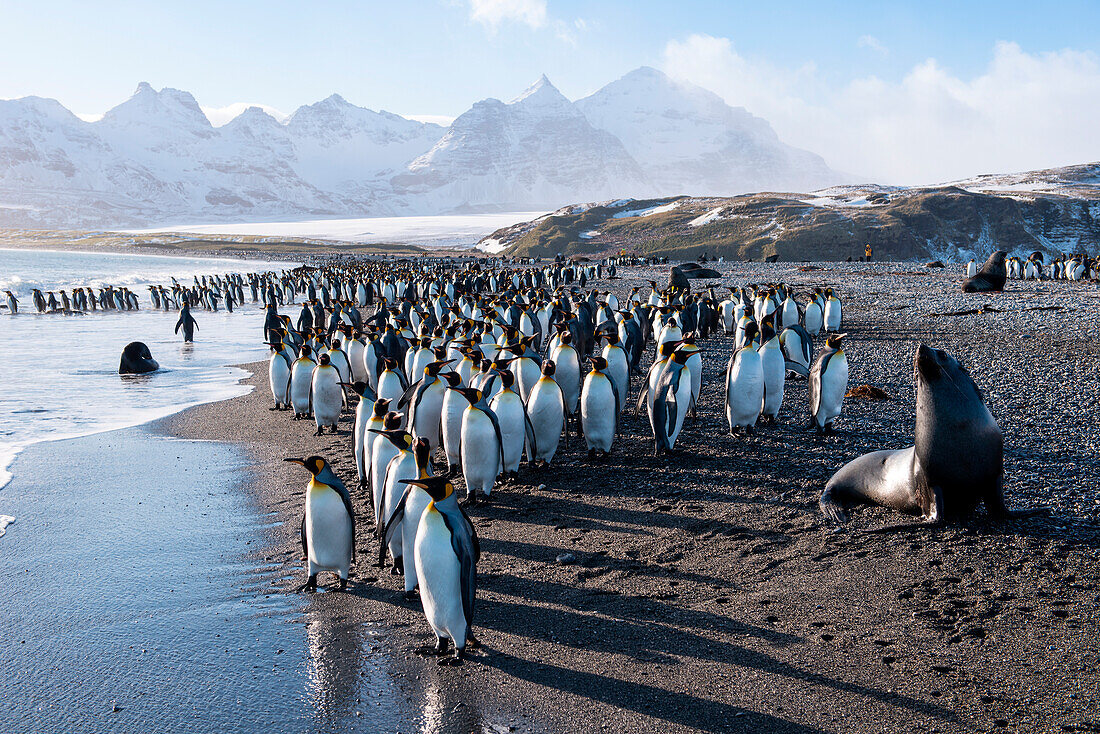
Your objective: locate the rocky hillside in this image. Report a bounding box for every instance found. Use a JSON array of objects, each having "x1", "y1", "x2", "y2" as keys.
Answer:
[{"x1": 480, "y1": 163, "x2": 1100, "y2": 261}]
